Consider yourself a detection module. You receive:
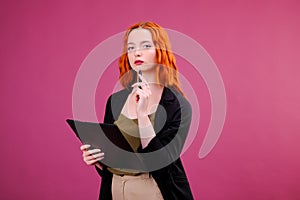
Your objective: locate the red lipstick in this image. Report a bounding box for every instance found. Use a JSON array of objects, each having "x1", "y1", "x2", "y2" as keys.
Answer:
[{"x1": 134, "y1": 60, "x2": 144, "y2": 65}]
